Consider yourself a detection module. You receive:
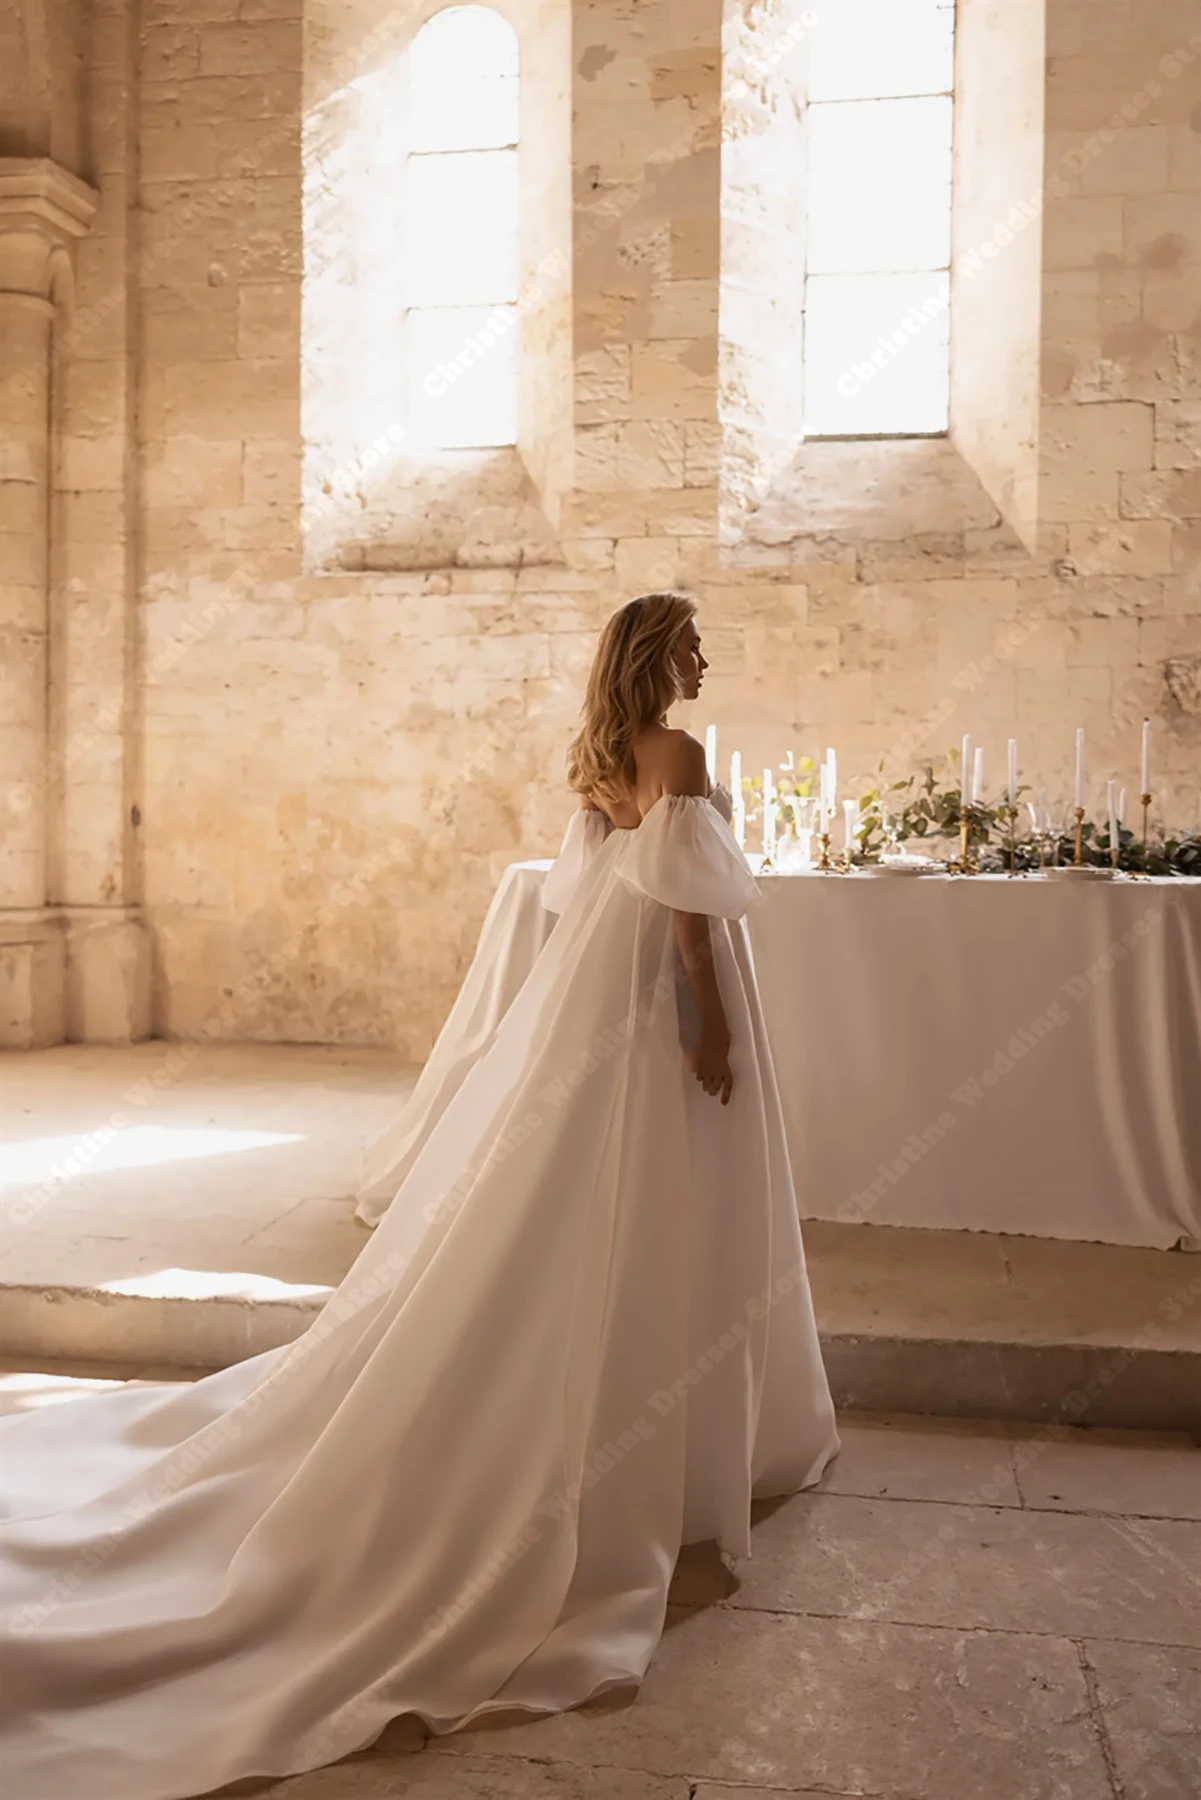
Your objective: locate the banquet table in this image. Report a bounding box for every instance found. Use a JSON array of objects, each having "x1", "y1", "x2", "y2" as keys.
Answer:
[{"x1": 427, "y1": 861, "x2": 1201, "y2": 1251}]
